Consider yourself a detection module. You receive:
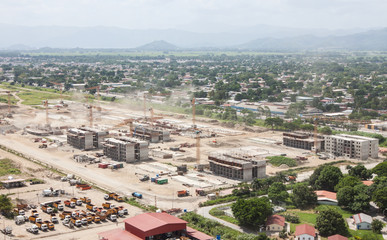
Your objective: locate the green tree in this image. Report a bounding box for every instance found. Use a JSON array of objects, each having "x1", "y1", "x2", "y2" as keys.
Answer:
[
  {"x1": 372, "y1": 187, "x2": 387, "y2": 210},
  {"x1": 268, "y1": 182, "x2": 289, "y2": 204},
  {"x1": 314, "y1": 166, "x2": 343, "y2": 191},
  {"x1": 316, "y1": 209, "x2": 347, "y2": 237},
  {"x1": 320, "y1": 126, "x2": 333, "y2": 135},
  {"x1": 291, "y1": 183, "x2": 317, "y2": 209},
  {"x1": 236, "y1": 233, "x2": 269, "y2": 240},
  {"x1": 371, "y1": 219, "x2": 385, "y2": 234},
  {"x1": 231, "y1": 197, "x2": 272, "y2": 229},
  {"x1": 334, "y1": 175, "x2": 361, "y2": 191},
  {"x1": 348, "y1": 165, "x2": 372, "y2": 180},
  {"x1": 337, "y1": 184, "x2": 371, "y2": 211},
  {"x1": 373, "y1": 162, "x2": 387, "y2": 177},
  {"x1": 0, "y1": 194, "x2": 13, "y2": 218},
  {"x1": 337, "y1": 186, "x2": 355, "y2": 207},
  {"x1": 264, "y1": 117, "x2": 283, "y2": 130}
]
